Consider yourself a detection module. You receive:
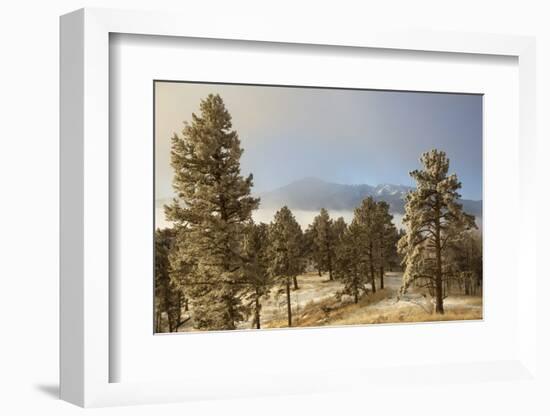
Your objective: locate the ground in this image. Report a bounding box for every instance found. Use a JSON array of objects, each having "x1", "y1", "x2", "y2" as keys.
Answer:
[
  {"x1": 250, "y1": 271, "x2": 482, "y2": 330},
  {"x1": 175, "y1": 271, "x2": 482, "y2": 331}
]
